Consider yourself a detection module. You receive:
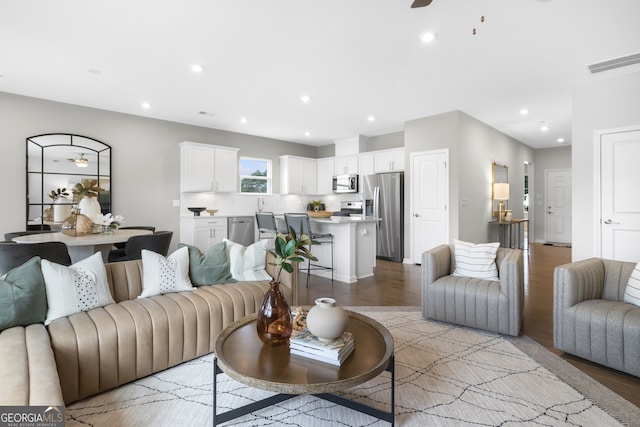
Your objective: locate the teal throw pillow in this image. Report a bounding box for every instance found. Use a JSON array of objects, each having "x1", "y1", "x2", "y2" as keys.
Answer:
[
  {"x1": 0, "y1": 257, "x2": 47, "y2": 331},
  {"x1": 179, "y1": 242, "x2": 236, "y2": 286}
]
